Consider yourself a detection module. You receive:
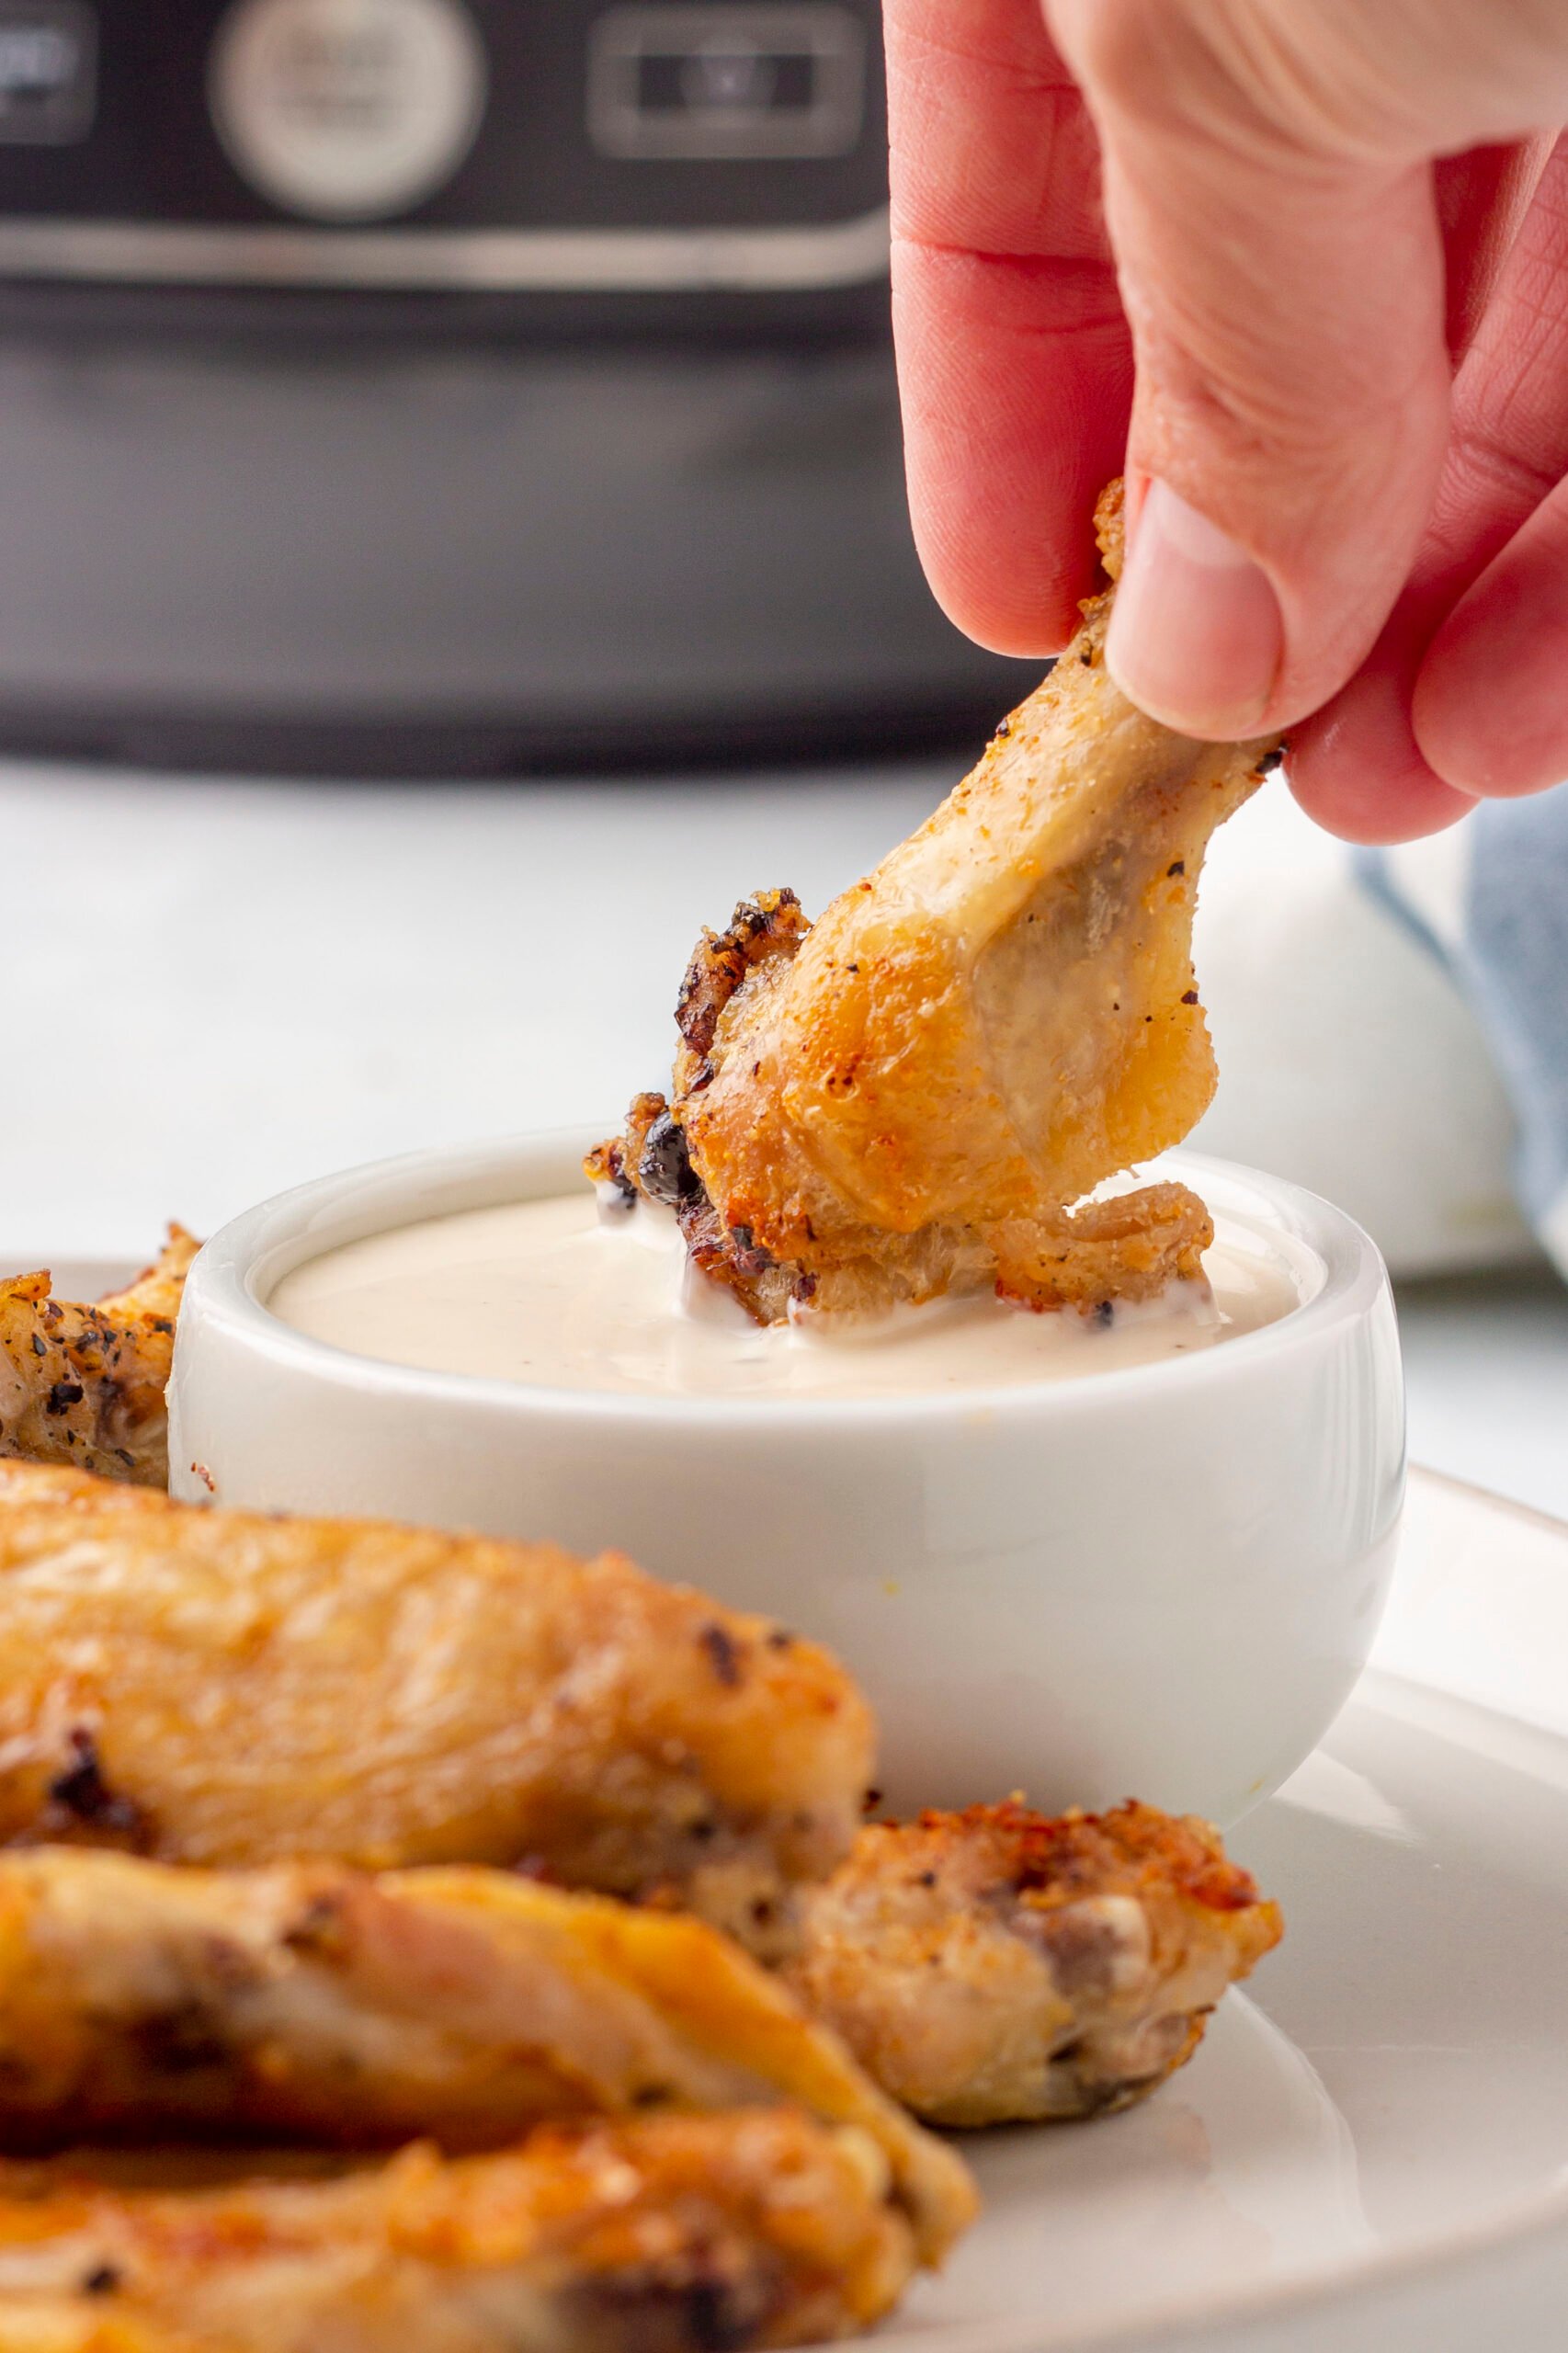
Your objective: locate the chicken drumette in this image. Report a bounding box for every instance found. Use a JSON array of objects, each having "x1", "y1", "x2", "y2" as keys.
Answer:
[
  {"x1": 0, "y1": 1846, "x2": 973, "y2": 2265},
  {"x1": 592, "y1": 484, "x2": 1279, "y2": 1323},
  {"x1": 0, "y1": 1464, "x2": 872, "y2": 1957},
  {"x1": 0, "y1": 1231, "x2": 198, "y2": 1489},
  {"x1": 786, "y1": 1800, "x2": 1282, "y2": 2127},
  {"x1": 0, "y1": 2111, "x2": 921, "y2": 2351}
]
